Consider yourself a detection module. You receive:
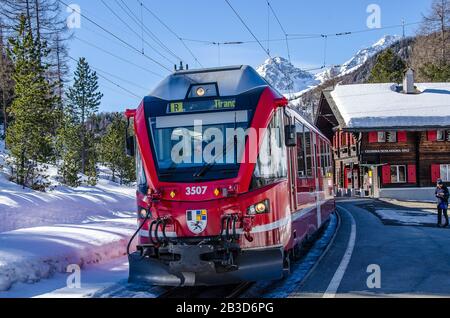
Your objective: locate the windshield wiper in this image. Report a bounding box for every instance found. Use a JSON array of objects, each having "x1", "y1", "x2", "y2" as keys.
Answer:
[
  {"x1": 193, "y1": 161, "x2": 215, "y2": 178},
  {"x1": 193, "y1": 112, "x2": 239, "y2": 178},
  {"x1": 193, "y1": 137, "x2": 238, "y2": 178}
]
